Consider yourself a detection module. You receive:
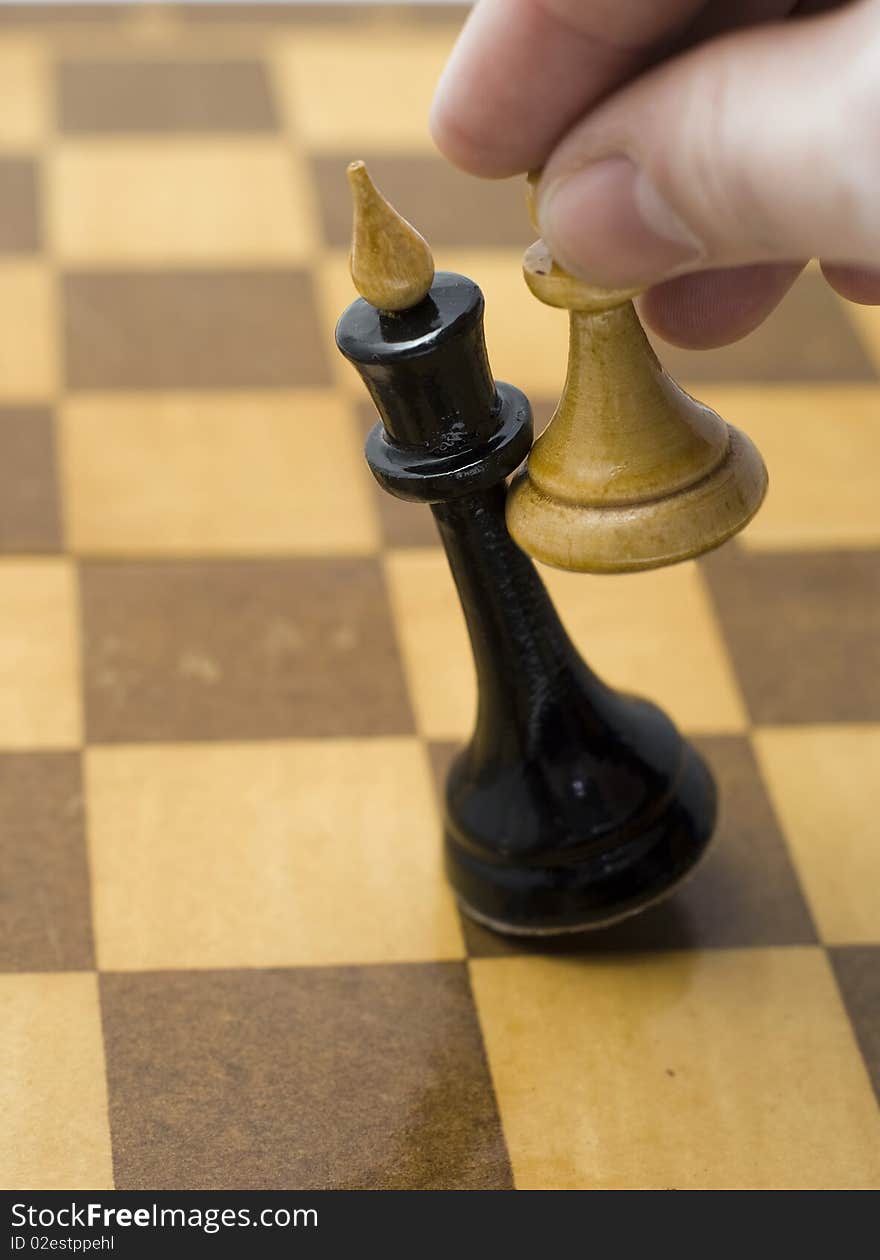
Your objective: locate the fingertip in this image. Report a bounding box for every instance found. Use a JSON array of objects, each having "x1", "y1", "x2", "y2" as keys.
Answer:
[
  {"x1": 428, "y1": 2, "x2": 537, "y2": 178},
  {"x1": 428, "y1": 88, "x2": 526, "y2": 179},
  {"x1": 638, "y1": 263, "x2": 805, "y2": 349},
  {"x1": 429, "y1": 59, "x2": 478, "y2": 173},
  {"x1": 820, "y1": 261, "x2": 880, "y2": 305},
  {"x1": 429, "y1": 0, "x2": 644, "y2": 182}
]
